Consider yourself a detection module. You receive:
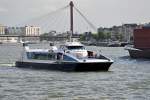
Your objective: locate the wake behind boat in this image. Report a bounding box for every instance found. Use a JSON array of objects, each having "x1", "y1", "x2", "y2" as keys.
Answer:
[{"x1": 15, "y1": 42, "x2": 113, "y2": 71}]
